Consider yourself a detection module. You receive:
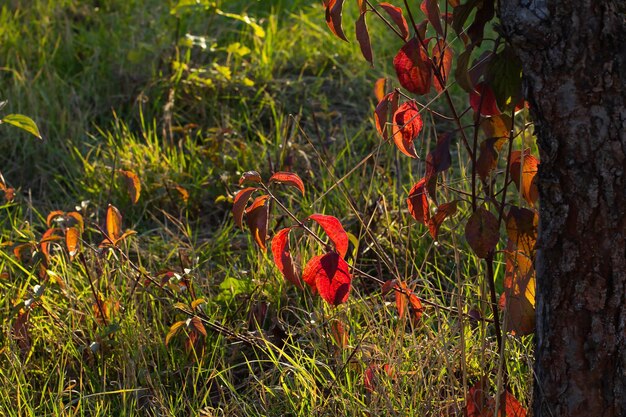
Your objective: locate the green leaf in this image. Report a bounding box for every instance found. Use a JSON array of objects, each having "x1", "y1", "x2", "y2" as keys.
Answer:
[
  {"x1": 1, "y1": 114, "x2": 42, "y2": 140},
  {"x1": 216, "y1": 9, "x2": 265, "y2": 38},
  {"x1": 487, "y1": 46, "x2": 523, "y2": 111}
]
